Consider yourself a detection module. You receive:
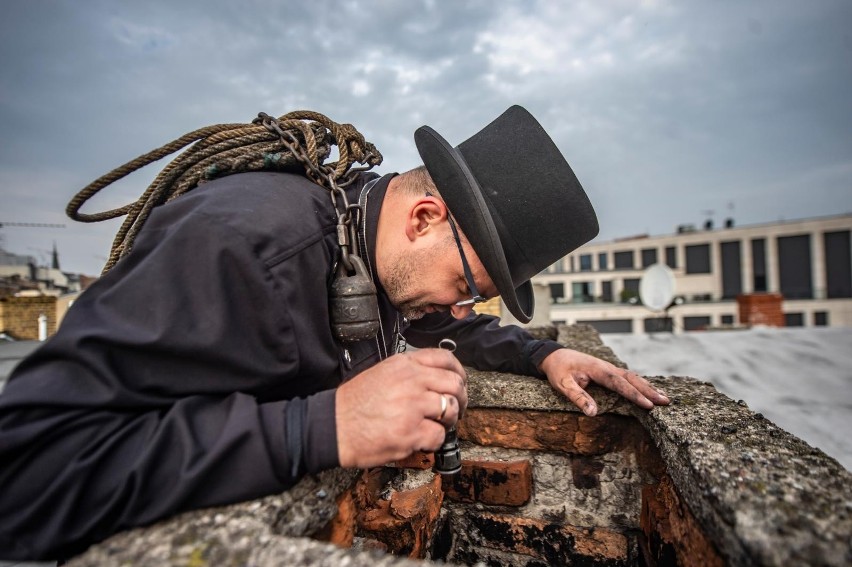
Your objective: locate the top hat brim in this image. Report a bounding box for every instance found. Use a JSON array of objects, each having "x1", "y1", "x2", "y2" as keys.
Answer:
[{"x1": 415, "y1": 125, "x2": 535, "y2": 322}]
